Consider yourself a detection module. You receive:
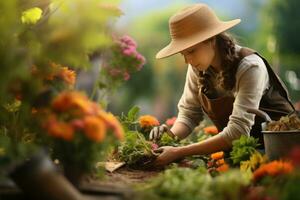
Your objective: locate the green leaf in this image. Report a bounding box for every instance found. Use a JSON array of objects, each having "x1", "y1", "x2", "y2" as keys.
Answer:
[
  {"x1": 230, "y1": 135, "x2": 259, "y2": 166},
  {"x1": 21, "y1": 7, "x2": 43, "y2": 25},
  {"x1": 128, "y1": 106, "x2": 140, "y2": 121}
]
